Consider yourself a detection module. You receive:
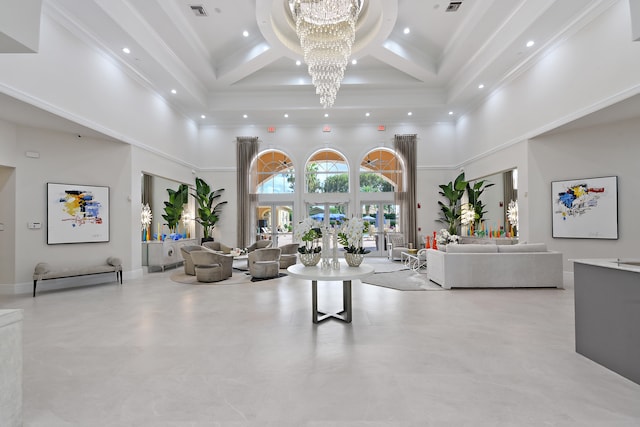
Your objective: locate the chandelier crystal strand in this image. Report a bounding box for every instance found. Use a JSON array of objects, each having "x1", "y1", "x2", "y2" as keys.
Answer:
[{"x1": 291, "y1": 0, "x2": 362, "y2": 108}]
